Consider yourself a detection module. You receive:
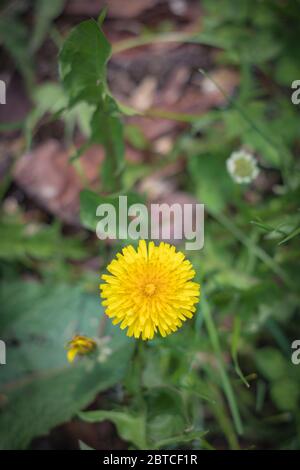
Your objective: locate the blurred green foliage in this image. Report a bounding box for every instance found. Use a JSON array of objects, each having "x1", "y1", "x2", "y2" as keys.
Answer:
[{"x1": 0, "y1": 0, "x2": 300, "y2": 451}]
